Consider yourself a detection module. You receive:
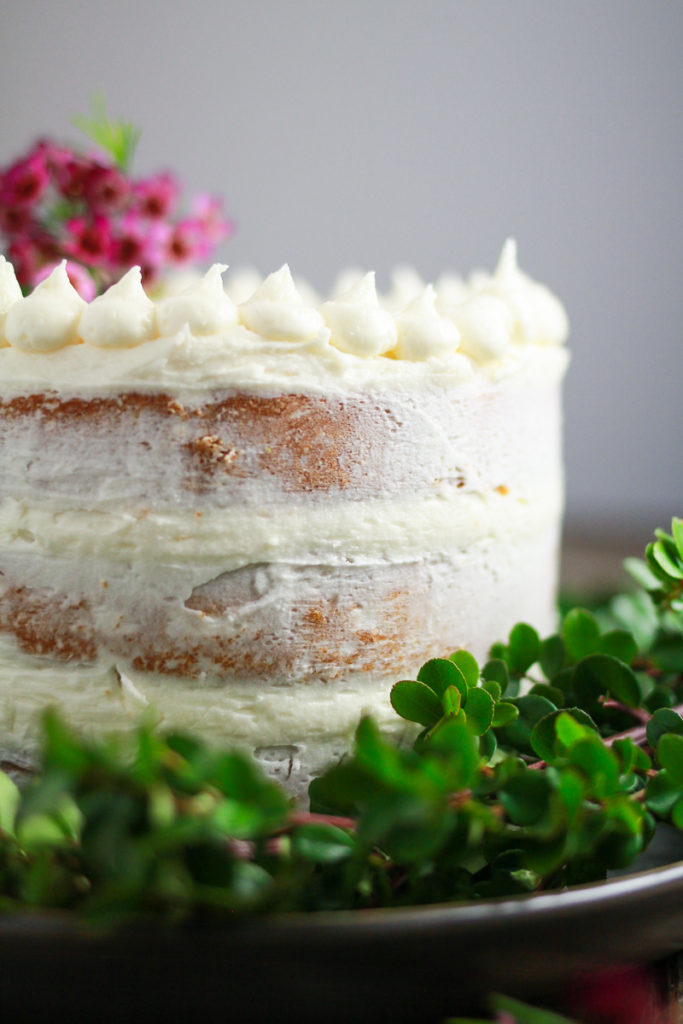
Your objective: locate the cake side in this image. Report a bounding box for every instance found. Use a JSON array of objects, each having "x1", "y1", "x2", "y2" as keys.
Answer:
[{"x1": 0, "y1": 242, "x2": 569, "y2": 796}]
